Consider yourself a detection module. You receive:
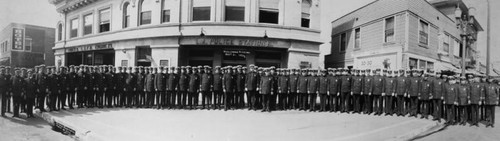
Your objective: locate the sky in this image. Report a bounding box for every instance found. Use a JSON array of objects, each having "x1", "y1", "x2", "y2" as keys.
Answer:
[{"x1": 1, "y1": 0, "x2": 499, "y2": 74}]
